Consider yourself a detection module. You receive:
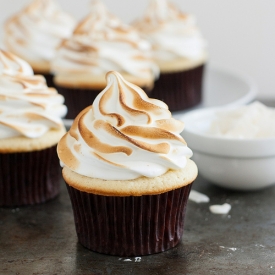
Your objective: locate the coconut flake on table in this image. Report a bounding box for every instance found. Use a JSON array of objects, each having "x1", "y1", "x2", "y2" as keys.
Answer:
[
  {"x1": 189, "y1": 190, "x2": 210, "y2": 203},
  {"x1": 209, "y1": 203, "x2": 231, "y2": 214},
  {"x1": 207, "y1": 101, "x2": 275, "y2": 139}
]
